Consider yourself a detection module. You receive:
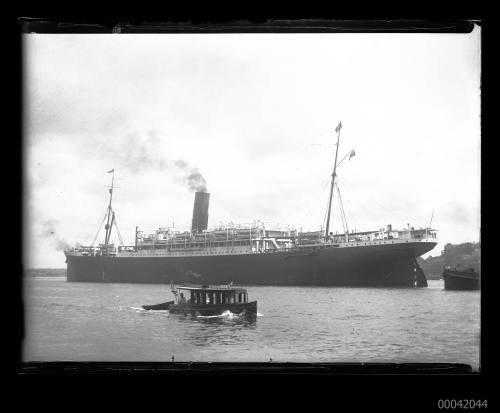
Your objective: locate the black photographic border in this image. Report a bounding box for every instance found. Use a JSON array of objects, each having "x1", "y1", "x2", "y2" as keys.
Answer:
[{"x1": 11, "y1": 16, "x2": 491, "y2": 410}]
